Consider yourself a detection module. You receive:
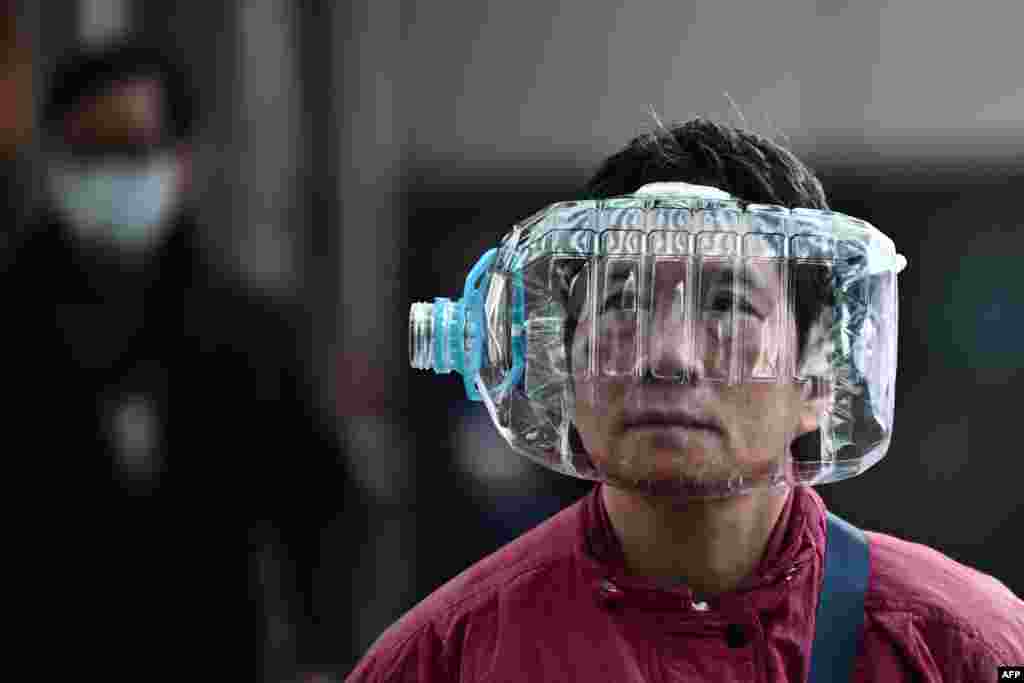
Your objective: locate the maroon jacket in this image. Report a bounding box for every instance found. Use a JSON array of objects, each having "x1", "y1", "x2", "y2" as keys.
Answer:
[{"x1": 347, "y1": 484, "x2": 1023, "y2": 681}]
